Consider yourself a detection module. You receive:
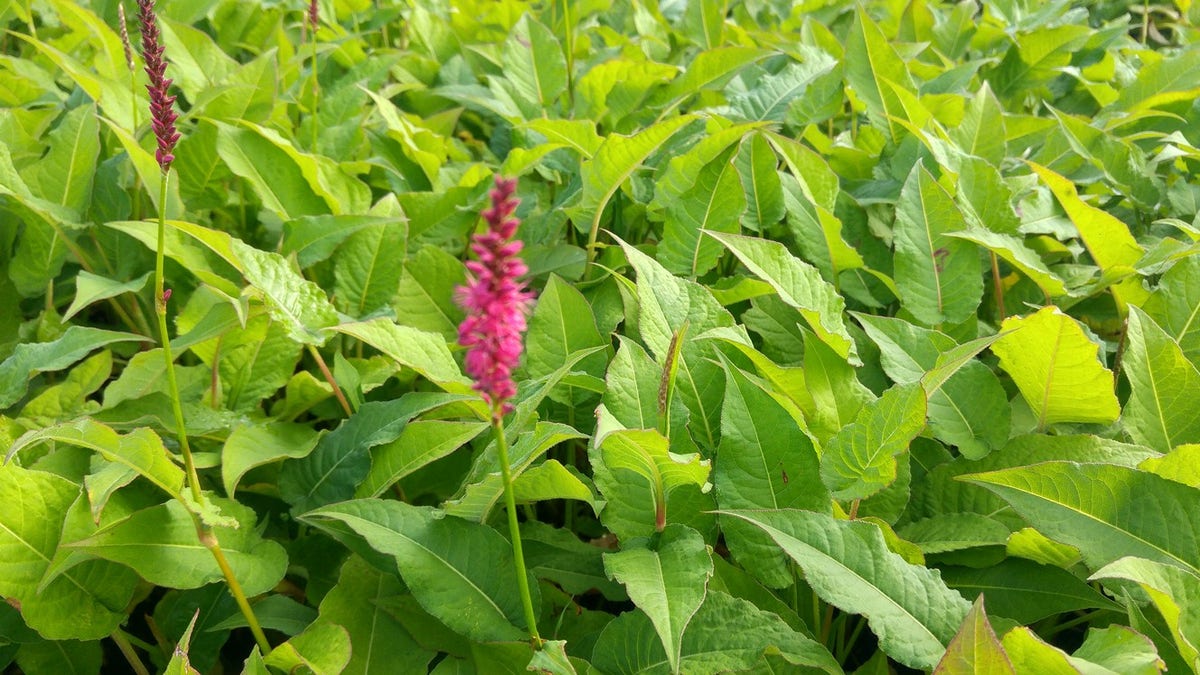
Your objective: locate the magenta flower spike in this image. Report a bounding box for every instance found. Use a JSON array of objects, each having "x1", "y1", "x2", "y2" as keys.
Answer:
[
  {"x1": 456, "y1": 177, "x2": 534, "y2": 418},
  {"x1": 136, "y1": 0, "x2": 179, "y2": 174},
  {"x1": 308, "y1": 0, "x2": 320, "y2": 31}
]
